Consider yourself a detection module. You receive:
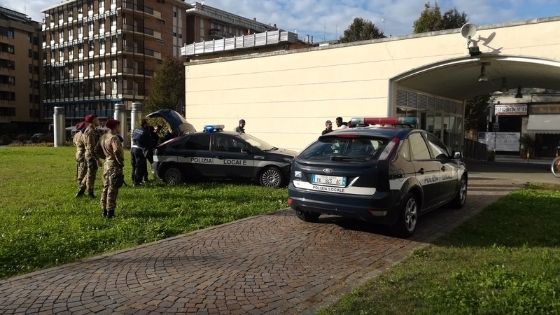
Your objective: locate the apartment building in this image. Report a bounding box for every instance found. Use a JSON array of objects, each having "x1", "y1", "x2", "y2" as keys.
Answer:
[
  {"x1": 41, "y1": 0, "x2": 277, "y2": 123},
  {"x1": 0, "y1": 7, "x2": 41, "y2": 124}
]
